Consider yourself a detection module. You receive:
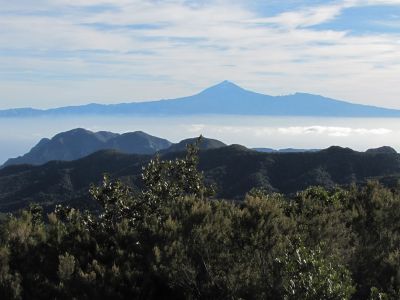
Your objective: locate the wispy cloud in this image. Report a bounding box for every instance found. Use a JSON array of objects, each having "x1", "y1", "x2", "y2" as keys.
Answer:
[{"x1": 1, "y1": 0, "x2": 400, "y2": 108}]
